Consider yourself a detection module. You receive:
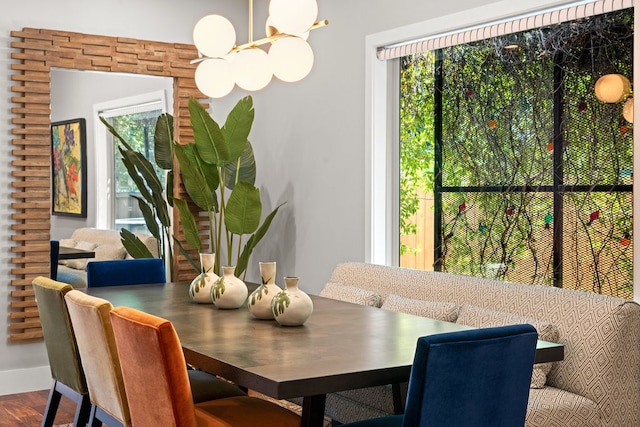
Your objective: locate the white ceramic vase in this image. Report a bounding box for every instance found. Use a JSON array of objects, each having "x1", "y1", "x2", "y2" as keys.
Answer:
[
  {"x1": 271, "y1": 277, "x2": 313, "y2": 326},
  {"x1": 211, "y1": 266, "x2": 248, "y2": 309},
  {"x1": 188, "y1": 253, "x2": 219, "y2": 303},
  {"x1": 248, "y1": 262, "x2": 281, "y2": 319}
]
